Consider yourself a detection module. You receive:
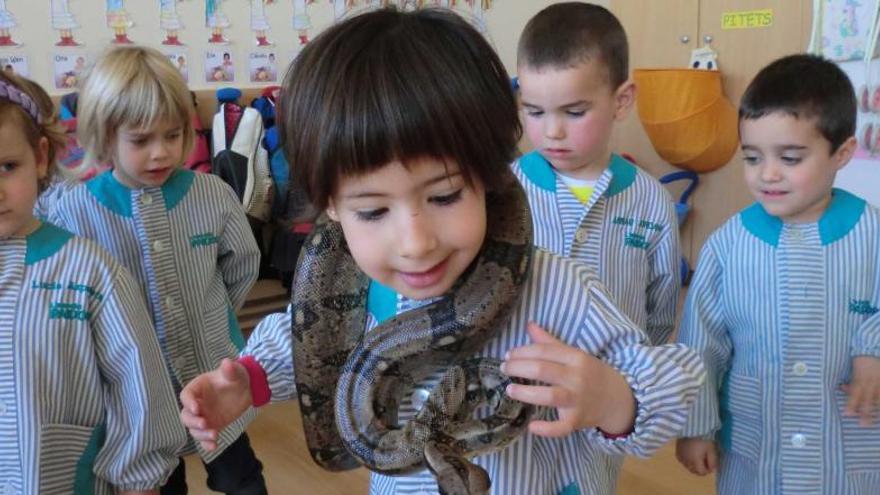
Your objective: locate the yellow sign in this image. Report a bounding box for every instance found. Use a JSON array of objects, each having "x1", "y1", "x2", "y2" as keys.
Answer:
[{"x1": 722, "y1": 9, "x2": 773, "y2": 30}]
